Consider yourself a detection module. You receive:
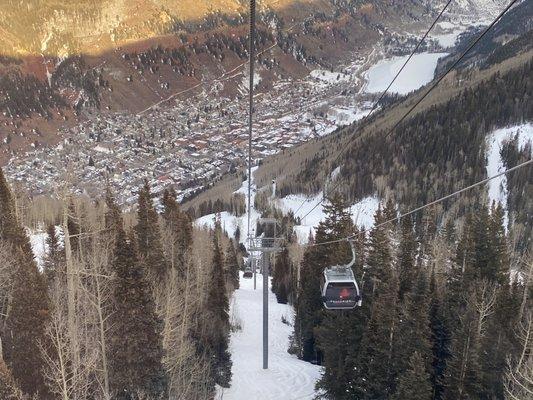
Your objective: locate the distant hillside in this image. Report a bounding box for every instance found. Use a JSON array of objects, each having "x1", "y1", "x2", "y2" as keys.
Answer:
[
  {"x1": 0, "y1": 0, "x2": 437, "y2": 162},
  {"x1": 436, "y1": 0, "x2": 533, "y2": 73},
  {"x1": 0, "y1": 1, "x2": 517, "y2": 163},
  {"x1": 0, "y1": 0, "x2": 321, "y2": 58}
]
